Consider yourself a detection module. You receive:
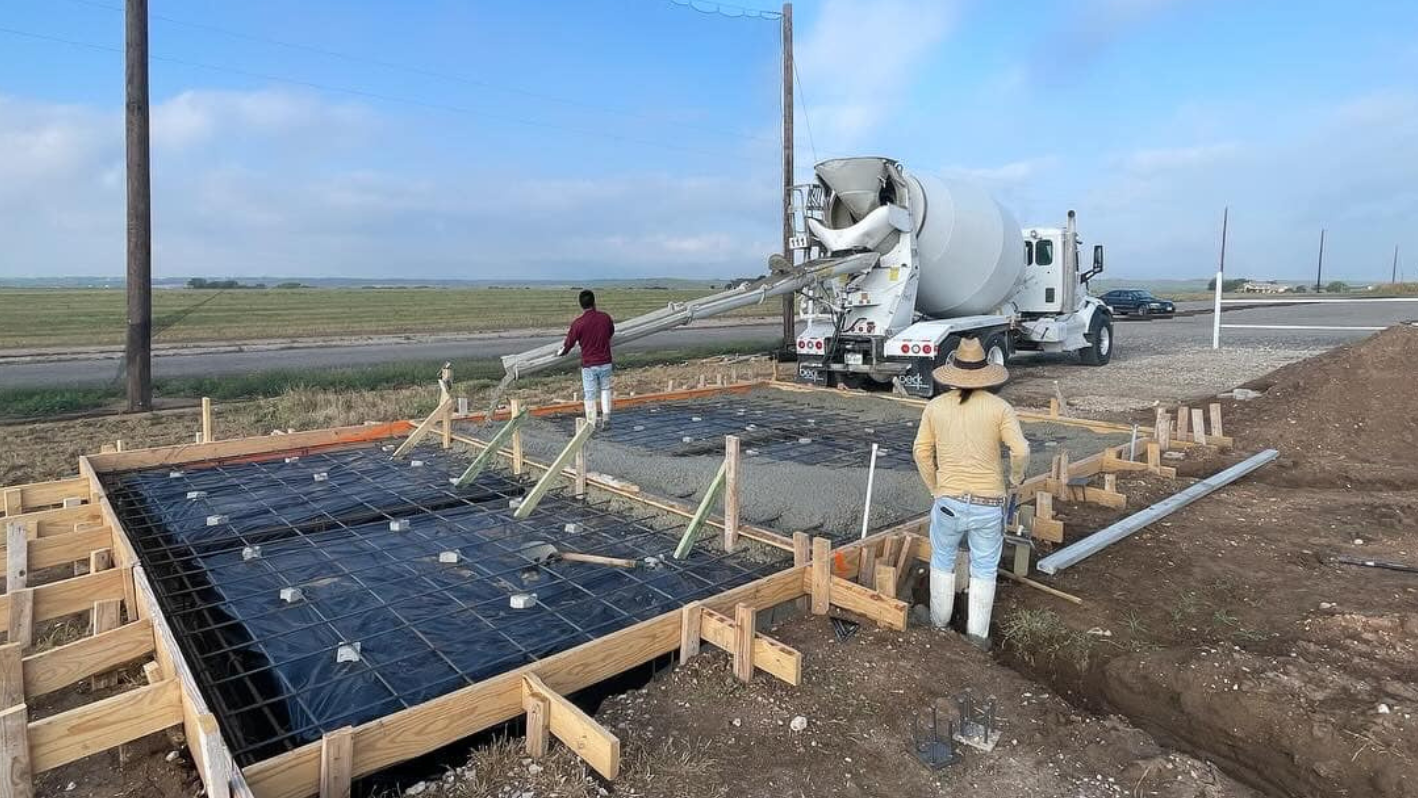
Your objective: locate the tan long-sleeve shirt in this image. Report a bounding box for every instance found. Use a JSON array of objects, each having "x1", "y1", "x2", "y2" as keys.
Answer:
[{"x1": 912, "y1": 390, "x2": 1030, "y2": 498}]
